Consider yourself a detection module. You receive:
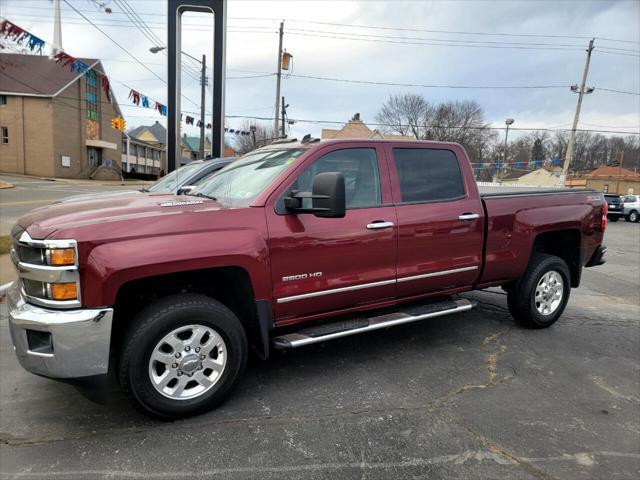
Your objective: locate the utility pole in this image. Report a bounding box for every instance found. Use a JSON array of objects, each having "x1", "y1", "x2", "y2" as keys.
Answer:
[
  {"x1": 274, "y1": 21, "x2": 284, "y2": 136},
  {"x1": 281, "y1": 96, "x2": 287, "y2": 138},
  {"x1": 199, "y1": 54, "x2": 207, "y2": 159},
  {"x1": 617, "y1": 150, "x2": 624, "y2": 194},
  {"x1": 562, "y1": 38, "x2": 595, "y2": 182}
]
